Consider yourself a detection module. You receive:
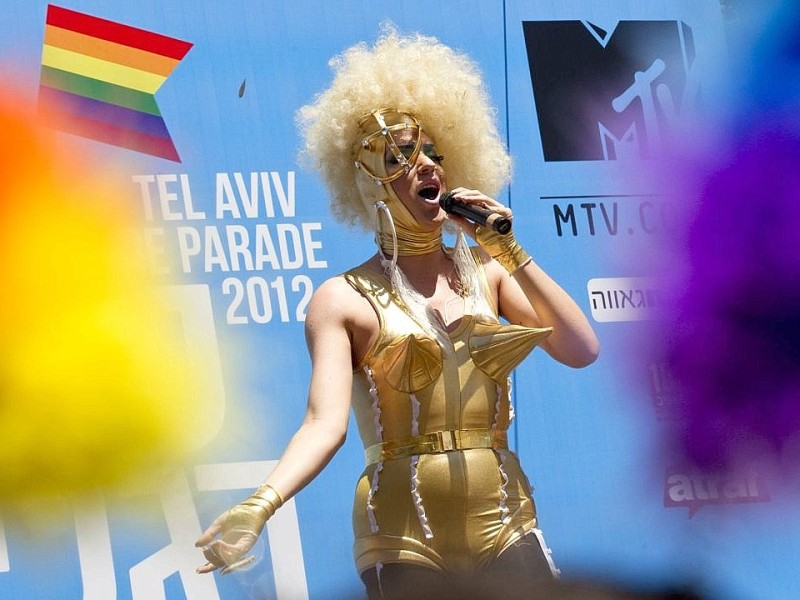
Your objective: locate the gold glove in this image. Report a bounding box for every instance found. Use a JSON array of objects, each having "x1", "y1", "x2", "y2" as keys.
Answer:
[
  {"x1": 475, "y1": 226, "x2": 531, "y2": 273},
  {"x1": 201, "y1": 484, "x2": 283, "y2": 575}
]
